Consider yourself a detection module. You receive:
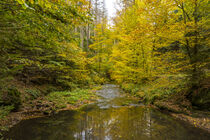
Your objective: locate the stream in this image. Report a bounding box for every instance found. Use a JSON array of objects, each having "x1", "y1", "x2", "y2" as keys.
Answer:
[{"x1": 4, "y1": 84, "x2": 210, "y2": 140}]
